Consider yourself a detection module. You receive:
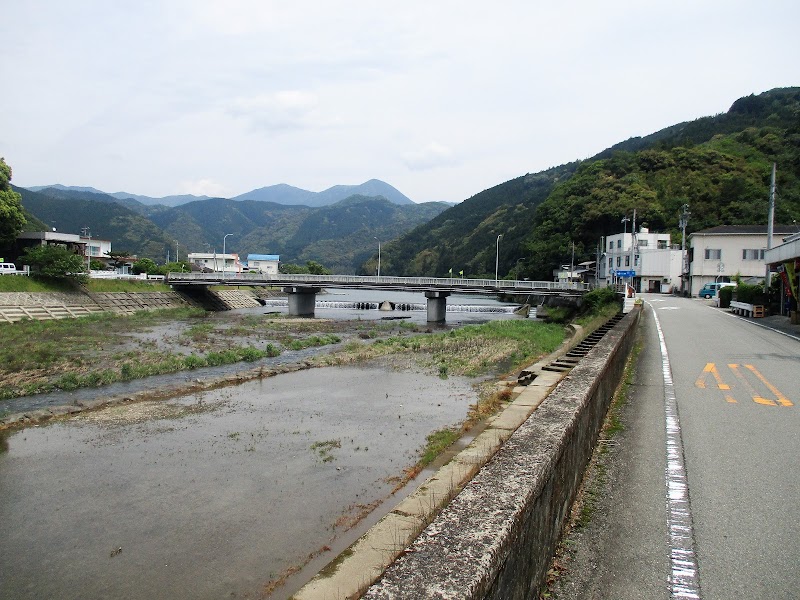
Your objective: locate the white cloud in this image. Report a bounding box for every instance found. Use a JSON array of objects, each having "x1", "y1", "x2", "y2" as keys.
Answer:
[
  {"x1": 227, "y1": 91, "x2": 337, "y2": 132},
  {"x1": 2, "y1": 0, "x2": 799, "y2": 204},
  {"x1": 402, "y1": 142, "x2": 459, "y2": 171},
  {"x1": 178, "y1": 178, "x2": 230, "y2": 198}
]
